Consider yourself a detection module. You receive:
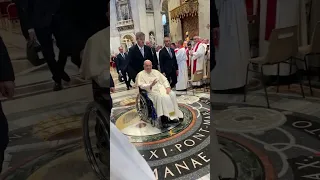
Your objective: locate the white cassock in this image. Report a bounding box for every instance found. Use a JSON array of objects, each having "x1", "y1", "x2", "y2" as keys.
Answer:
[
  {"x1": 175, "y1": 48, "x2": 188, "y2": 90},
  {"x1": 80, "y1": 27, "x2": 110, "y2": 85},
  {"x1": 80, "y1": 27, "x2": 155, "y2": 180},
  {"x1": 191, "y1": 42, "x2": 206, "y2": 86},
  {"x1": 137, "y1": 70, "x2": 183, "y2": 120},
  {"x1": 202, "y1": 43, "x2": 209, "y2": 76},
  {"x1": 110, "y1": 123, "x2": 155, "y2": 180},
  {"x1": 211, "y1": 0, "x2": 250, "y2": 90}
]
